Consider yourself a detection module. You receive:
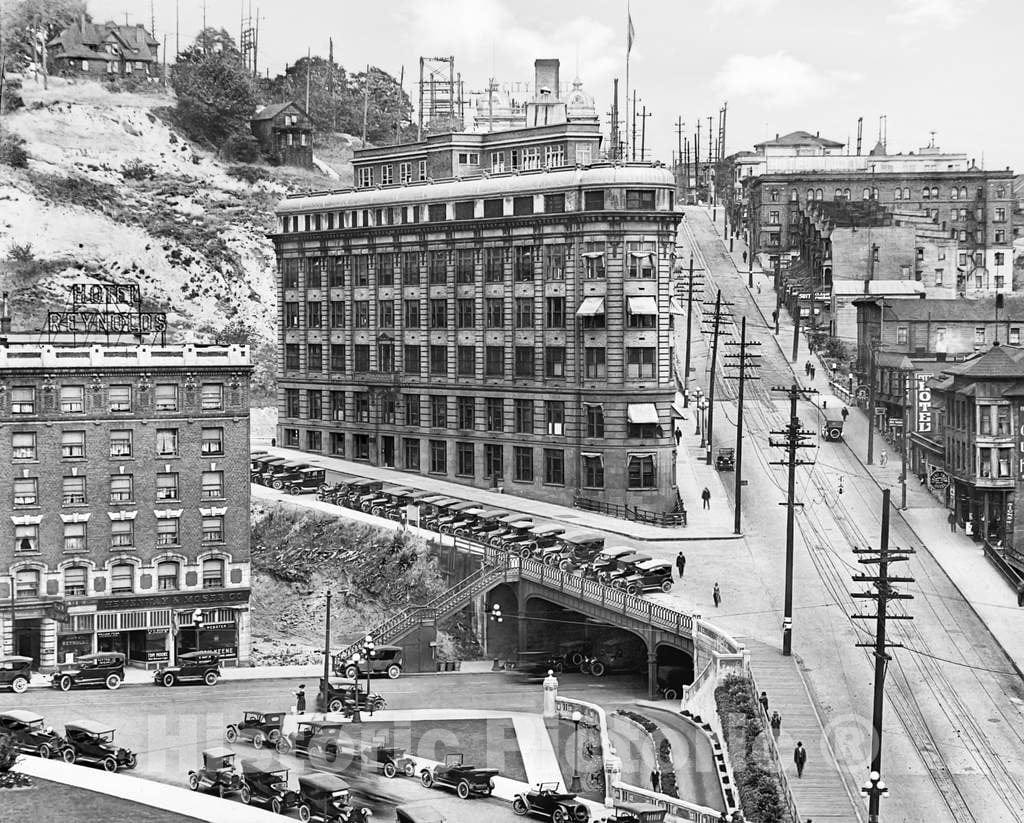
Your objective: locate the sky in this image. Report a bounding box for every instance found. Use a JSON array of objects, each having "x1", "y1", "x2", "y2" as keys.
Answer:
[{"x1": 90, "y1": 0, "x2": 1023, "y2": 172}]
